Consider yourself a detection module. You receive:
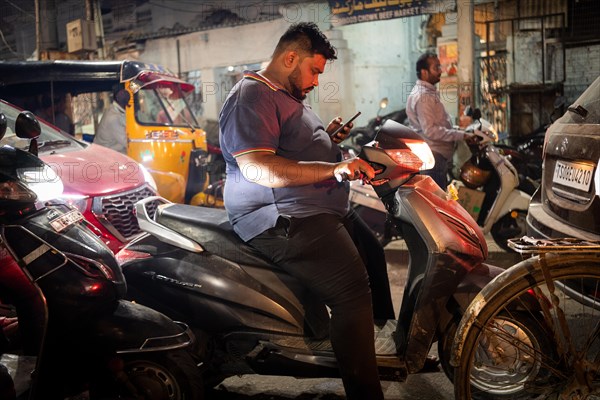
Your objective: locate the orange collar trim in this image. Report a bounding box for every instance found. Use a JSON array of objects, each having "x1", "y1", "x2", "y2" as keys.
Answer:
[{"x1": 244, "y1": 71, "x2": 280, "y2": 92}]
